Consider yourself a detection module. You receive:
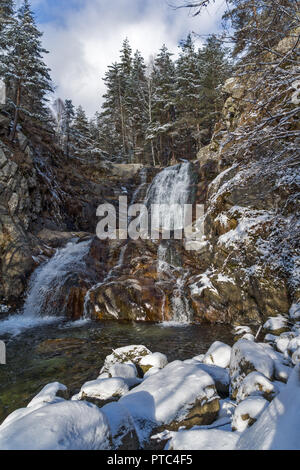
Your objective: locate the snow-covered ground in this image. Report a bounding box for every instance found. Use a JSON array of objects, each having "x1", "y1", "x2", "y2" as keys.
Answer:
[{"x1": 0, "y1": 314, "x2": 300, "y2": 450}]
